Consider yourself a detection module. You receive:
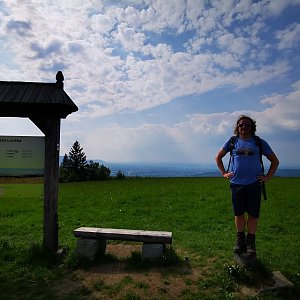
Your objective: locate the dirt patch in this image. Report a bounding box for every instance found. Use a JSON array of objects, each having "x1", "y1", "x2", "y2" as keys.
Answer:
[{"x1": 55, "y1": 244, "x2": 206, "y2": 299}]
